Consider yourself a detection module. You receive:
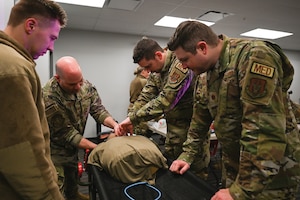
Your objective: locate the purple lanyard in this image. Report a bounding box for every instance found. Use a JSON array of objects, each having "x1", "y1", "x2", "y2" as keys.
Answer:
[{"x1": 167, "y1": 70, "x2": 193, "y2": 112}]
